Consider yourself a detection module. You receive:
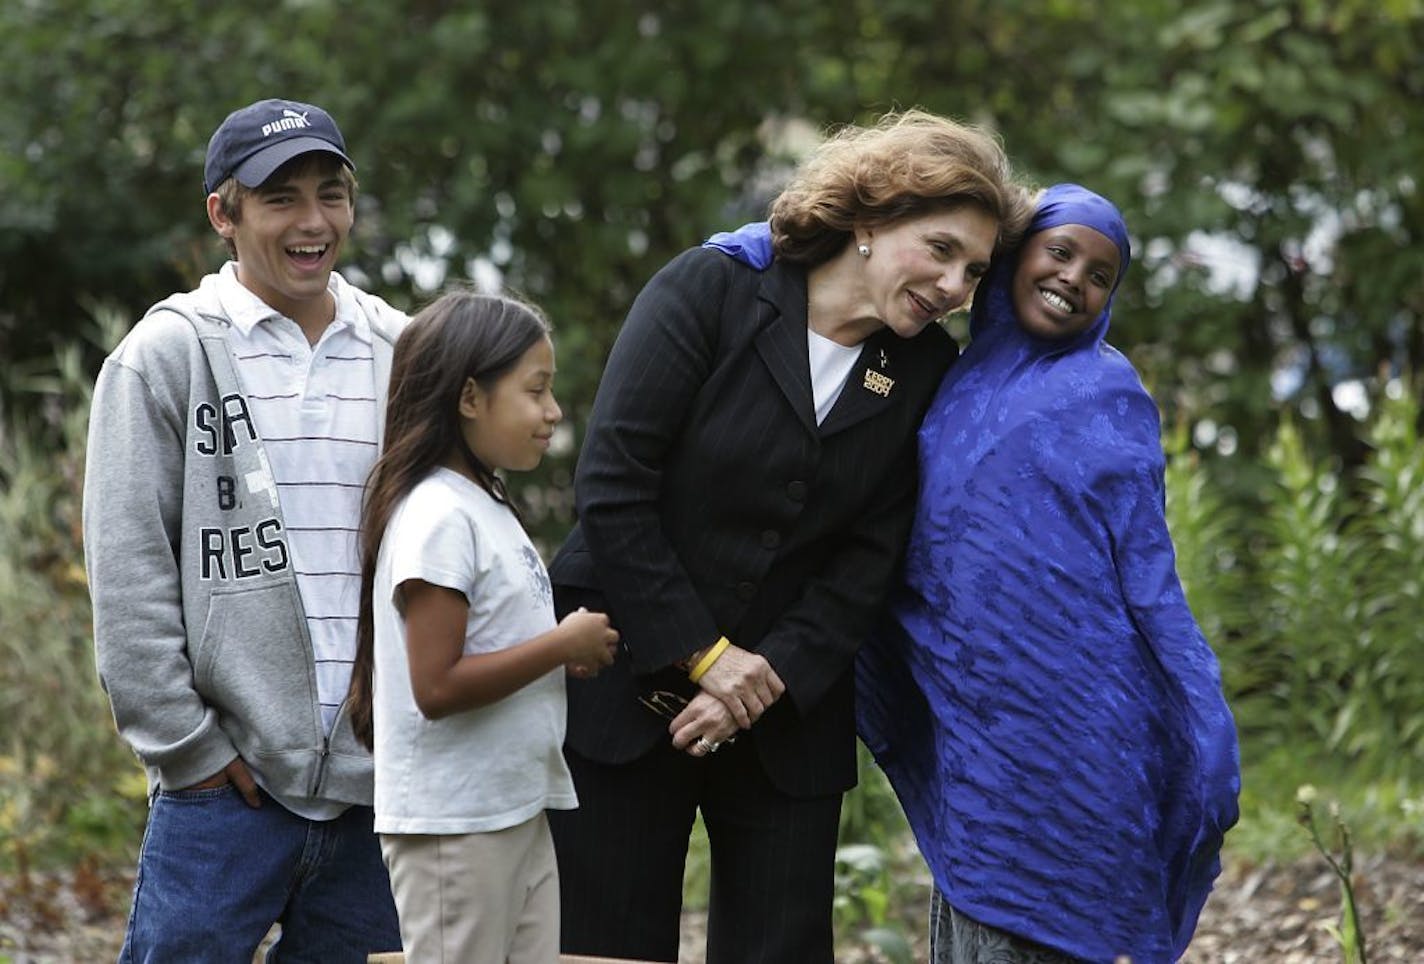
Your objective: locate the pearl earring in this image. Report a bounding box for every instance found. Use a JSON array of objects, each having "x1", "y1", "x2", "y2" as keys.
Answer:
[{"x1": 857, "y1": 243, "x2": 871, "y2": 258}]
